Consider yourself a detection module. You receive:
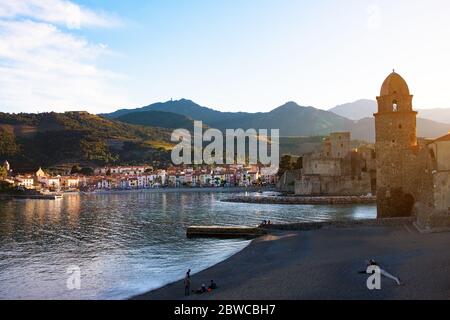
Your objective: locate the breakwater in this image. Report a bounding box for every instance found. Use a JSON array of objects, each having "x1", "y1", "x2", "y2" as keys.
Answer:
[
  {"x1": 222, "y1": 195, "x2": 377, "y2": 205},
  {"x1": 263, "y1": 217, "x2": 415, "y2": 231}
]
